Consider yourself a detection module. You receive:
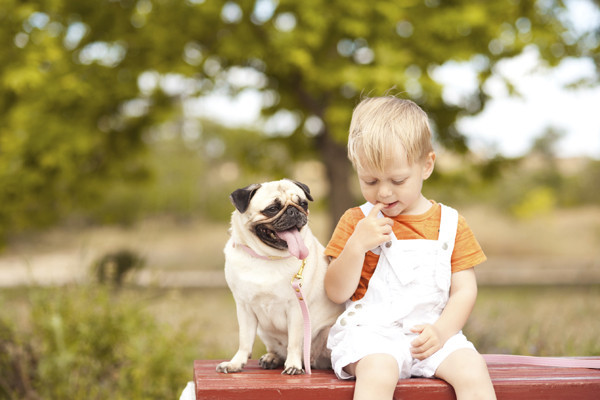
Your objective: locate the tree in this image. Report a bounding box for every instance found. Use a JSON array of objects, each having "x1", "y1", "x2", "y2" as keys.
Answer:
[
  {"x1": 1, "y1": 0, "x2": 597, "y2": 239},
  {"x1": 174, "y1": 0, "x2": 598, "y2": 228},
  {"x1": 0, "y1": 1, "x2": 161, "y2": 239}
]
